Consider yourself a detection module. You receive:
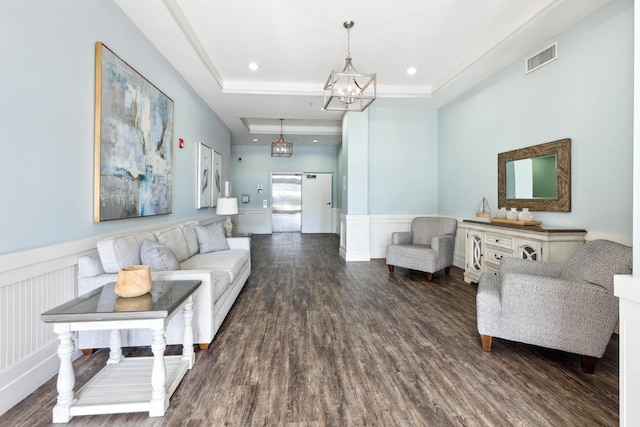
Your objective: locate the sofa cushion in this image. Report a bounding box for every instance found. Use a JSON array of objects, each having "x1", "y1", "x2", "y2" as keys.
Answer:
[
  {"x1": 140, "y1": 239, "x2": 181, "y2": 272},
  {"x1": 195, "y1": 223, "x2": 230, "y2": 253},
  {"x1": 155, "y1": 226, "x2": 189, "y2": 262},
  {"x1": 97, "y1": 232, "x2": 158, "y2": 273},
  {"x1": 180, "y1": 221, "x2": 199, "y2": 257},
  {"x1": 180, "y1": 249, "x2": 249, "y2": 283}
]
